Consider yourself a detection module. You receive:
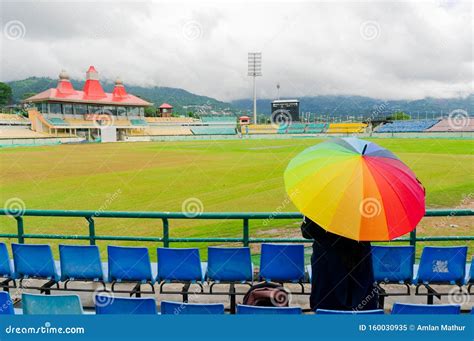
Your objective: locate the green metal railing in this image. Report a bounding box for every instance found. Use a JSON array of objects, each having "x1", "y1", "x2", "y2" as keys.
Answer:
[{"x1": 0, "y1": 209, "x2": 472, "y2": 250}]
